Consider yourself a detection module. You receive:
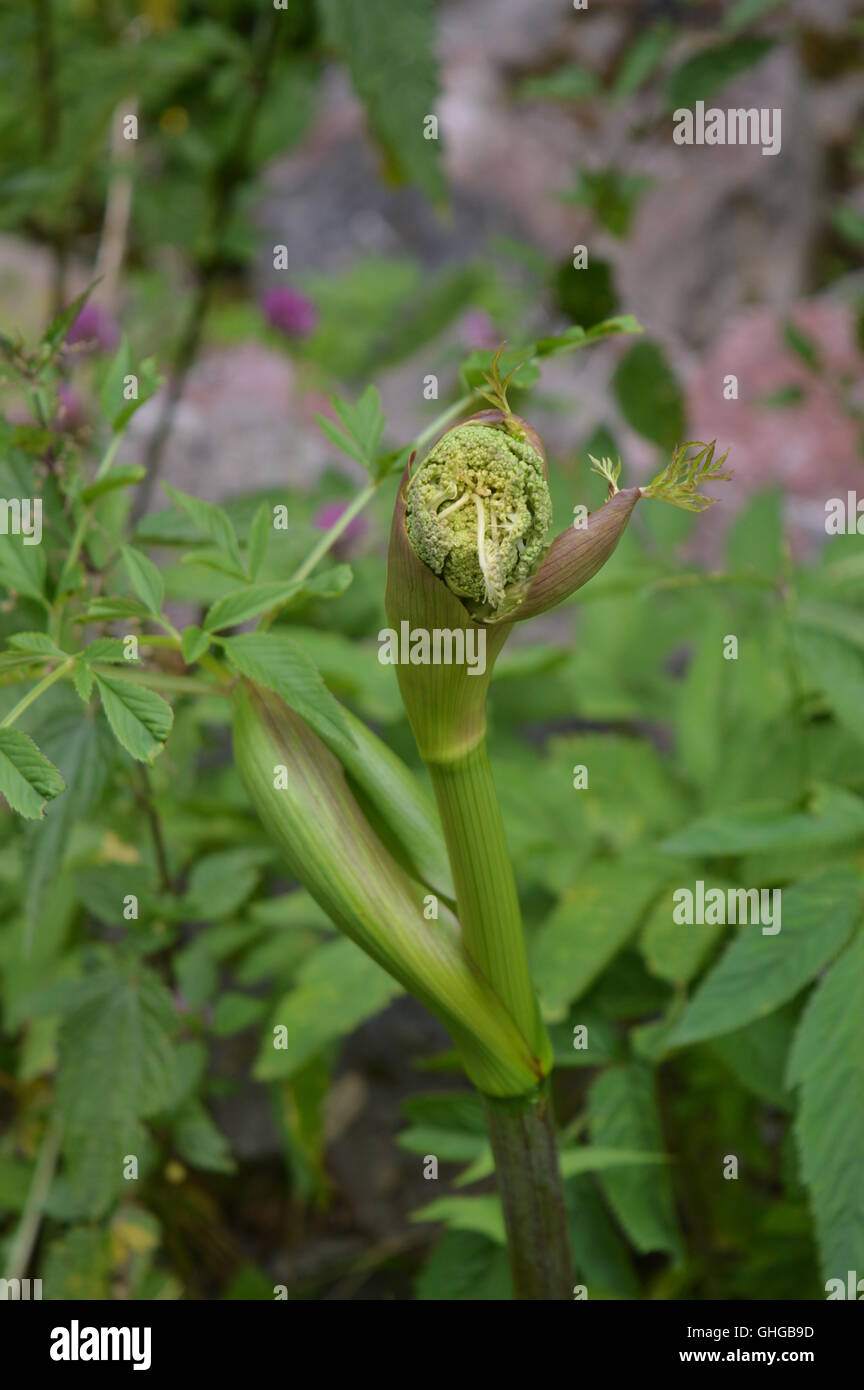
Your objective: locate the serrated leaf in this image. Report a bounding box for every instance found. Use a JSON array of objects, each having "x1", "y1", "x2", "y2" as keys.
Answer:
[
  {"x1": 0, "y1": 727, "x2": 66, "y2": 819},
  {"x1": 173, "y1": 1100, "x2": 235, "y2": 1174},
  {"x1": 665, "y1": 870, "x2": 861, "y2": 1049},
  {"x1": 220, "y1": 631, "x2": 355, "y2": 751},
  {"x1": 84, "y1": 638, "x2": 140, "y2": 664},
  {"x1": 72, "y1": 662, "x2": 94, "y2": 703},
  {"x1": 254, "y1": 937, "x2": 401, "y2": 1079},
  {"x1": 246, "y1": 503, "x2": 271, "y2": 580},
  {"x1": 180, "y1": 626, "x2": 210, "y2": 664},
  {"x1": 94, "y1": 673, "x2": 173, "y2": 763},
  {"x1": 203, "y1": 567, "x2": 352, "y2": 632},
  {"x1": 640, "y1": 879, "x2": 732, "y2": 985},
  {"x1": 531, "y1": 858, "x2": 674, "y2": 1018},
  {"x1": 786, "y1": 931, "x2": 864, "y2": 1281},
  {"x1": 315, "y1": 386, "x2": 386, "y2": 475},
  {"x1": 56, "y1": 965, "x2": 176, "y2": 1216},
  {"x1": 163, "y1": 483, "x2": 245, "y2": 578},
  {"x1": 320, "y1": 0, "x2": 445, "y2": 203},
  {"x1": 8, "y1": 631, "x2": 66, "y2": 658},
  {"x1": 79, "y1": 596, "x2": 151, "y2": 622},
  {"x1": 122, "y1": 545, "x2": 165, "y2": 615},
  {"x1": 588, "y1": 1064, "x2": 681, "y2": 1258},
  {"x1": 662, "y1": 784, "x2": 864, "y2": 856},
  {"x1": 795, "y1": 627, "x2": 864, "y2": 746}
]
